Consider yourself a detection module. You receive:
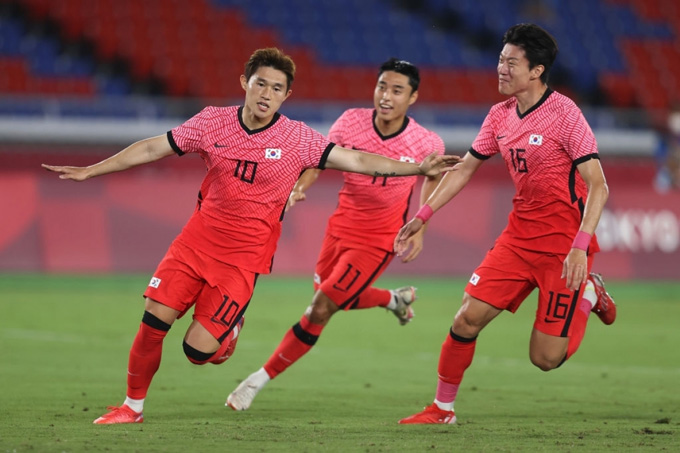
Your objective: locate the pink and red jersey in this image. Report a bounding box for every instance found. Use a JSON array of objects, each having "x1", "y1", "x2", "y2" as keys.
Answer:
[
  {"x1": 326, "y1": 108, "x2": 445, "y2": 251},
  {"x1": 470, "y1": 89, "x2": 600, "y2": 254},
  {"x1": 168, "y1": 105, "x2": 333, "y2": 273}
]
